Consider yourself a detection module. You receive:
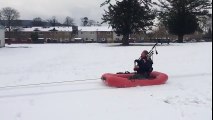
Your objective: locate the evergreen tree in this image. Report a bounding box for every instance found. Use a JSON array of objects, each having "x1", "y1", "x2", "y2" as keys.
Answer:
[
  {"x1": 155, "y1": 0, "x2": 212, "y2": 43},
  {"x1": 31, "y1": 32, "x2": 39, "y2": 43},
  {"x1": 102, "y1": 0, "x2": 155, "y2": 45}
]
